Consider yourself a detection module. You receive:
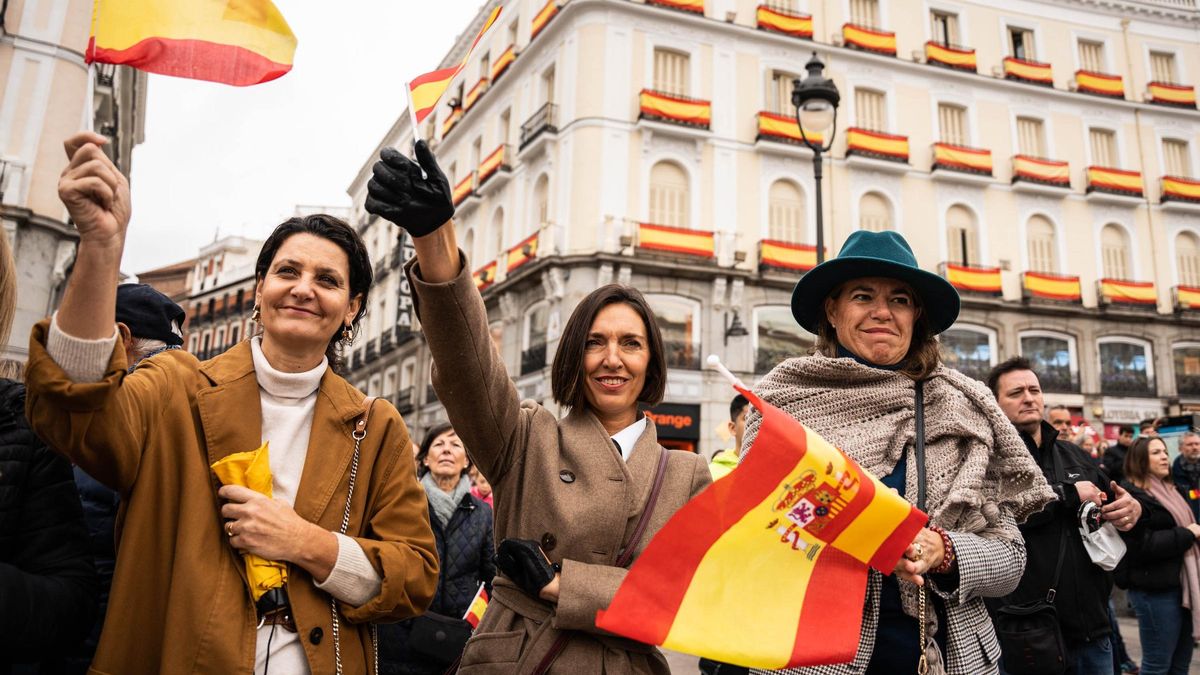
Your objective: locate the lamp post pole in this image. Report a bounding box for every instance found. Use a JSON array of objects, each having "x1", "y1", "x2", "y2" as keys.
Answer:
[{"x1": 792, "y1": 52, "x2": 840, "y2": 265}]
